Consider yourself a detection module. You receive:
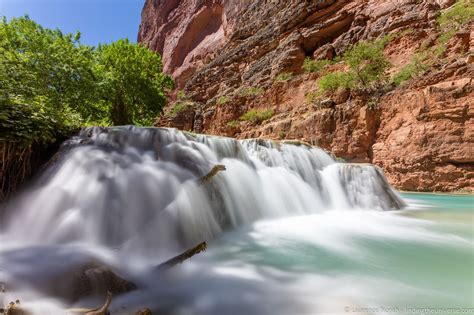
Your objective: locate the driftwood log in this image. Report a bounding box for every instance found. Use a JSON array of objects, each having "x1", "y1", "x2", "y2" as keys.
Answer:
[
  {"x1": 157, "y1": 242, "x2": 207, "y2": 271},
  {"x1": 198, "y1": 165, "x2": 226, "y2": 185},
  {"x1": 68, "y1": 242, "x2": 207, "y2": 313}
]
